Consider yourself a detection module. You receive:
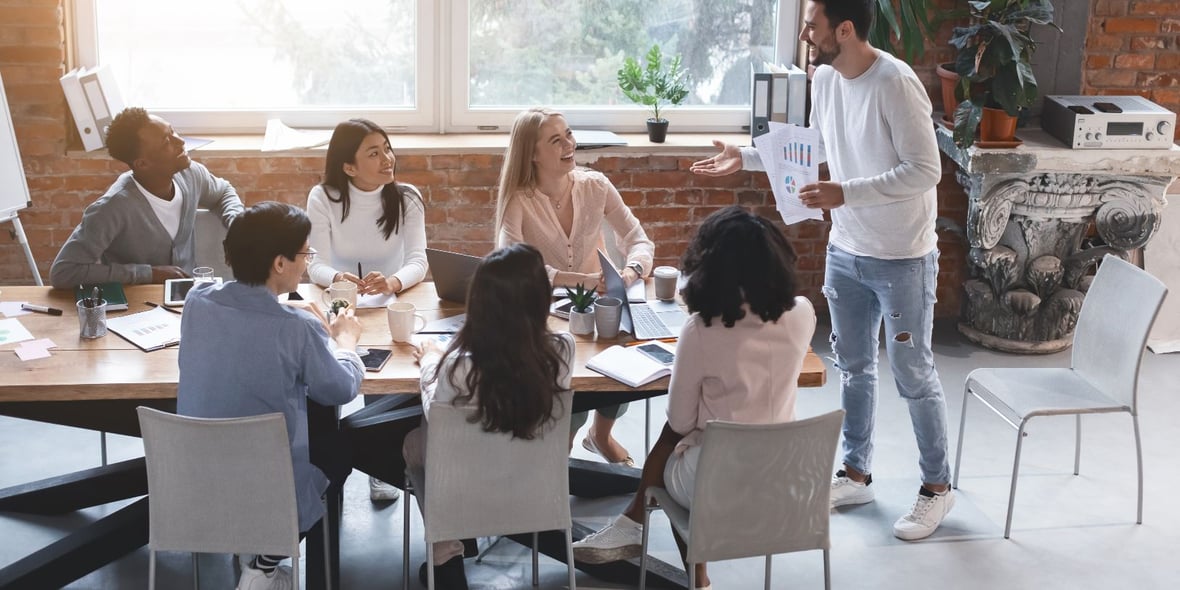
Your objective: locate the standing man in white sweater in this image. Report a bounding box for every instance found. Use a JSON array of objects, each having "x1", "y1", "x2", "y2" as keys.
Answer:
[{"x1": 691, "y1": 0, "x2": 952, "y2": 541}]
